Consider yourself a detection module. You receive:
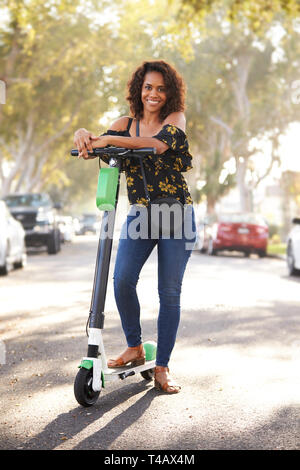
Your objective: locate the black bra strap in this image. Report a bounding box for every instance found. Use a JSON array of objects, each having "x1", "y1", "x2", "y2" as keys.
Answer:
[
  {"x1": 127, "y1": 117, "x2": 133, "y2": 132},
  {"x1": 136, "y1": 120, "x2": 150, "y2": 203}
]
